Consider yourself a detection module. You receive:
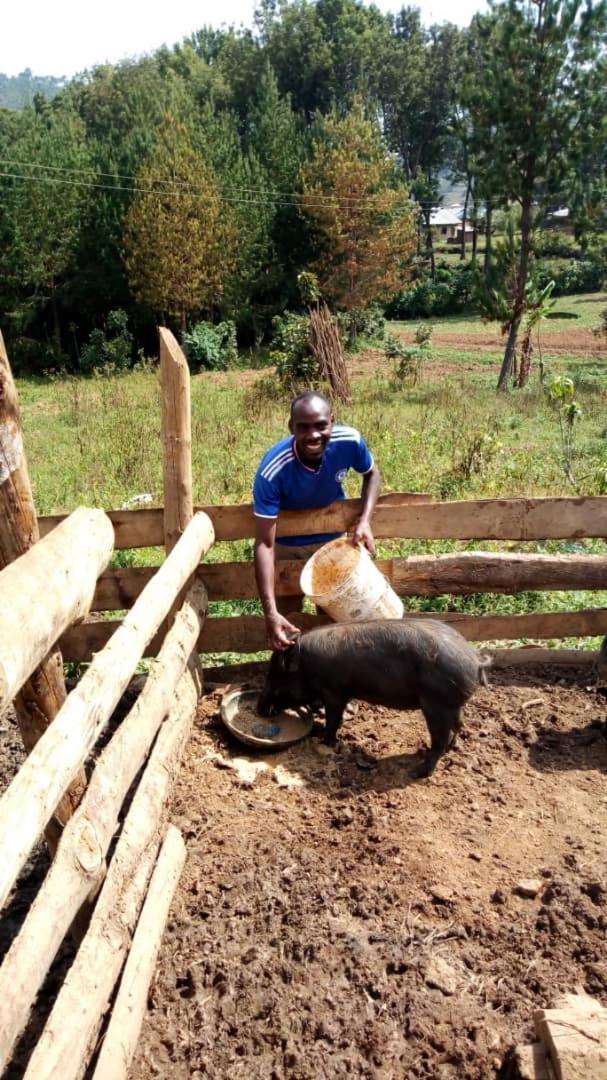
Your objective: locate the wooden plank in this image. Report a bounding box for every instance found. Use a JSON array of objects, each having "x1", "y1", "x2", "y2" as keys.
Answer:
[
  {"x1": 0, "y1": 581, "x2": 207, "y2": 1072},
  {"x1": 0, "y1": 514, "x2": 214, "y2": 913},
  {"x1": 24, "y1": 663, "x2": 202, "y2": 1080},
  {"x1": 43, "y1": 492, "x2": 607, "y2": 549},
  {"x1": 0, "y1": 509, "x2": 114, "y2": 713},
  {"x1": 92, "y1": 825, "x2": 187, "y2": 1080},
  {"x1": 92, "y1": 551, "x2": 607, "y2": 610},
  {"x1": 201, "y1": 647, "x2": 599, "y2": 685},
  {"x1": 159, "y1": 328, "x2": 192, "y2": 555},
  {"x1": 59, "y1": 607, "x2": 607, "y2": 662},
  {"x1": 0, "y1": 331, "x2": 85, "y2": 836},
  {"x1": 38, "y1": 491, "x2": 433, "y2": 548}
]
